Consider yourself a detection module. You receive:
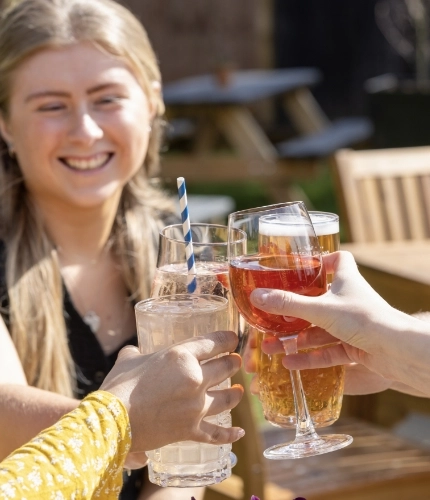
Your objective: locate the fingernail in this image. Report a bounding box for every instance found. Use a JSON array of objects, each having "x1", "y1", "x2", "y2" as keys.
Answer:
[
  {"x1": 251, "y1": 289, "x2": 270, "y2": 306},
  {"x1": 236, "y1": 428, "x2": 245, "y2": 440}
]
